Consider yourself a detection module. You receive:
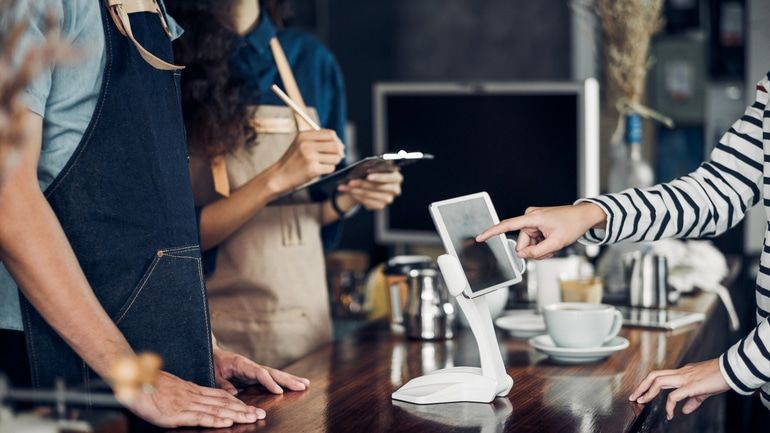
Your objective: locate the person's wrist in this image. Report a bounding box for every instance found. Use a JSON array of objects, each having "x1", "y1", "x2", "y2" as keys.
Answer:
[
  {"x1": 334, "y1": 191, "x2": 358, "y2": 213},
  {"x1": 332, "y1": 191, "x2": 359, "y2": 219},
  {"x1": 87, "y1": 338, "x2": 135, "y2": 381},
  {"x1": 578, "y1": 202, "x2": 607, "y2": 230},
  {"x1": 263, "y1": 164, "x2": 289, "y2": 197}
]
